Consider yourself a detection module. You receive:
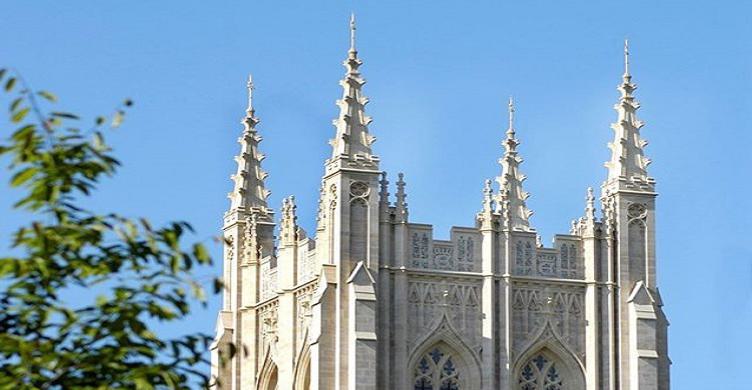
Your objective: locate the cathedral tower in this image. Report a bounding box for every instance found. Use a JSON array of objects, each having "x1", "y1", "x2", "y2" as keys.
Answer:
[{"x1": 210, "y1": 24, "x2": 671, "y2": 390}]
